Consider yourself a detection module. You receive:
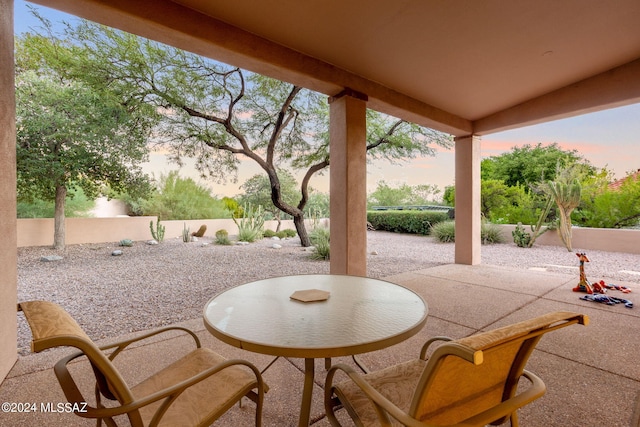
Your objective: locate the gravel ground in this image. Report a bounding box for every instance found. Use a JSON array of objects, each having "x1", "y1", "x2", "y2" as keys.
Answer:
[{"x1": 16, "y1": 231, "x2": 640, "y2": 354}]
